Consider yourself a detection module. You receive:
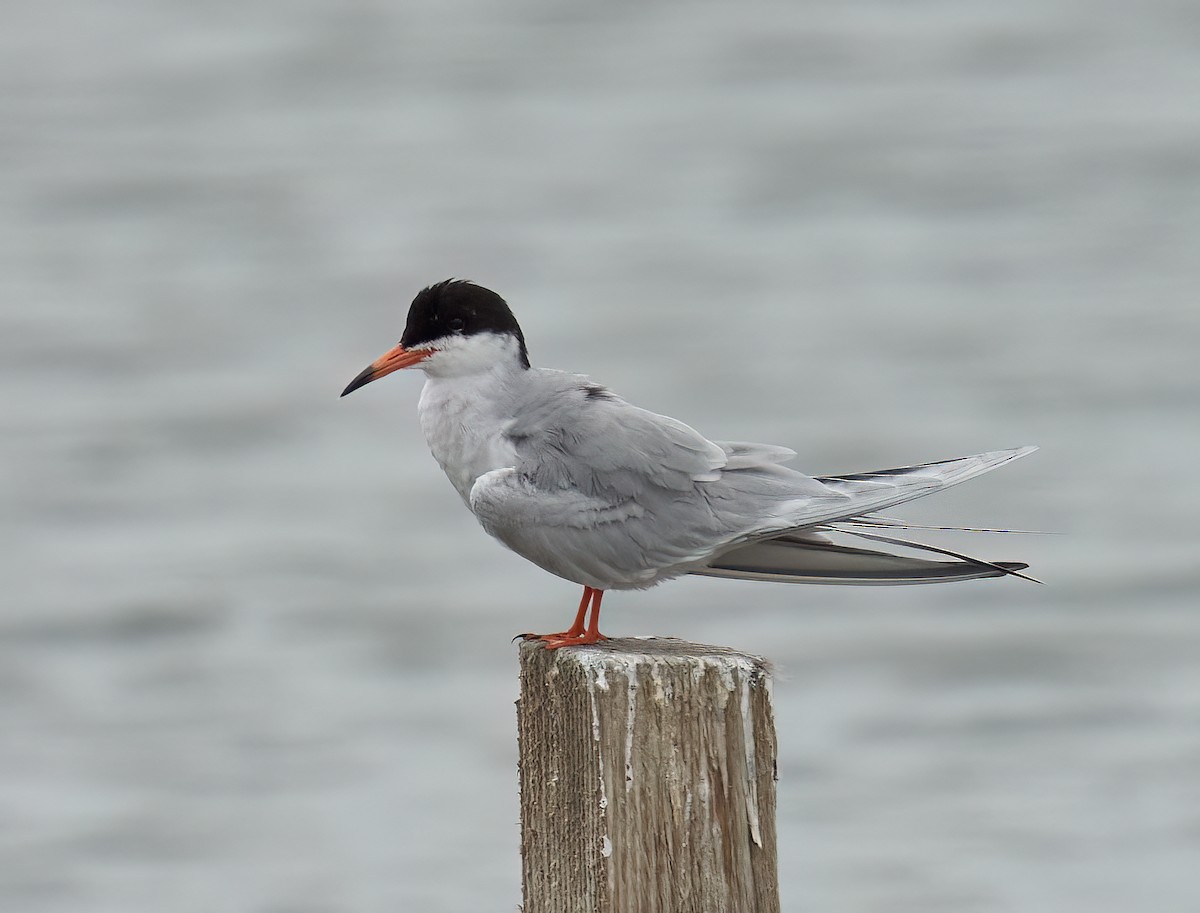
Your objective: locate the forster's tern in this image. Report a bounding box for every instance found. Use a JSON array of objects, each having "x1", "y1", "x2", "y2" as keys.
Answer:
[{"x1": 342, "y1": 280, "x2": 1036, "y2": 648}]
